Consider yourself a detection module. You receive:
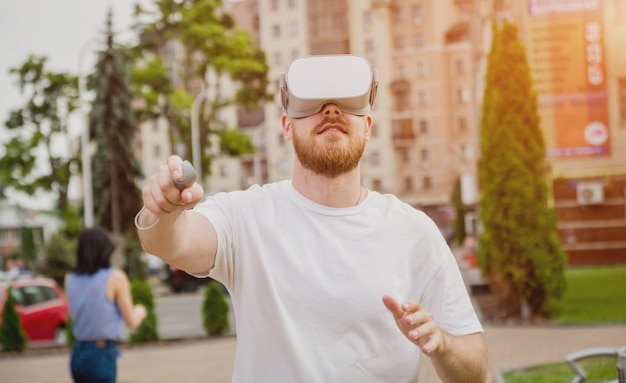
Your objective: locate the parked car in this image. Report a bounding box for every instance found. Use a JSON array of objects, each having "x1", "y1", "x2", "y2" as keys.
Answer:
[
  {"x1": 0, "y1": 275, "x2": 69, "y2": 346},
  {"x1": 164, "y1": 265, "x2": 213, "y2": 293}
]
